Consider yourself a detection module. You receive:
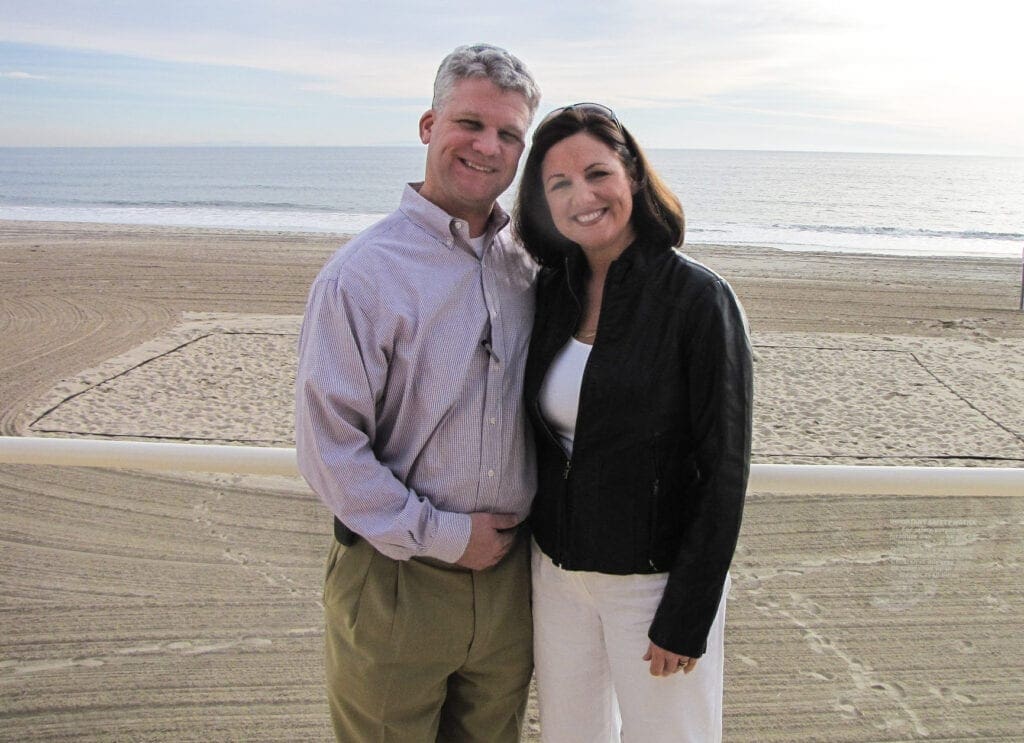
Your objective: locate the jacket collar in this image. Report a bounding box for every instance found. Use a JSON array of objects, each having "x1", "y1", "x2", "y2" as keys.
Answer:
[{"x1": 558, "y1": 235, "x2": 666, "y2": 290}]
